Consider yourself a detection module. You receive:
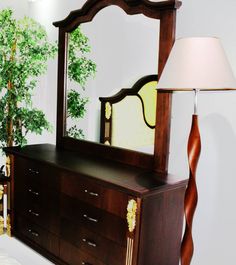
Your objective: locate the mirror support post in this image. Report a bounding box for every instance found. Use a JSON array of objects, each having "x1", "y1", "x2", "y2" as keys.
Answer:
[{"x1": 154, "y1": 9, "x2": 177, "y2": 173}]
